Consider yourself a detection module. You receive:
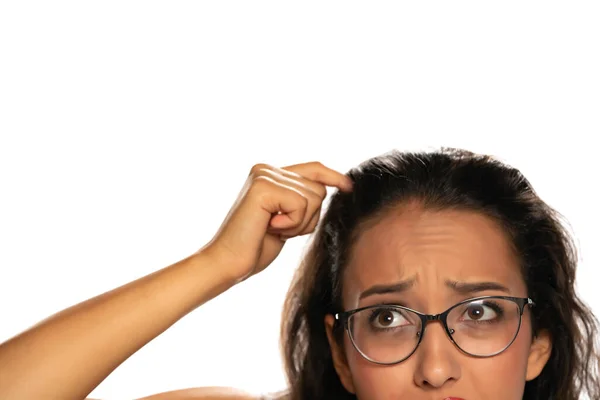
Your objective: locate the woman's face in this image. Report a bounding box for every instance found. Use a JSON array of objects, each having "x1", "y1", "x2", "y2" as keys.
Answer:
[{"x1": 325, "y1": 206, "x2": 552, "y2": 400}]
